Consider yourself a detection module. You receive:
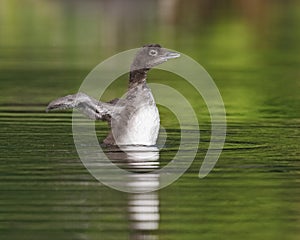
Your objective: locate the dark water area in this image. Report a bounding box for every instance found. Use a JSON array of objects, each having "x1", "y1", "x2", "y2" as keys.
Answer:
[{"x1": 0, "y1": 1, "x2": 300, "y2": 239}]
